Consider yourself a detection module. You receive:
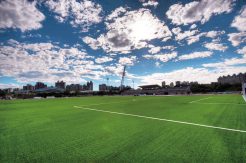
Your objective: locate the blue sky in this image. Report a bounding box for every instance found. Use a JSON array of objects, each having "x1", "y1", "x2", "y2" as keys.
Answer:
[{"x1": 0, "y1": 0, "x2": 246, "y2": 90}]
